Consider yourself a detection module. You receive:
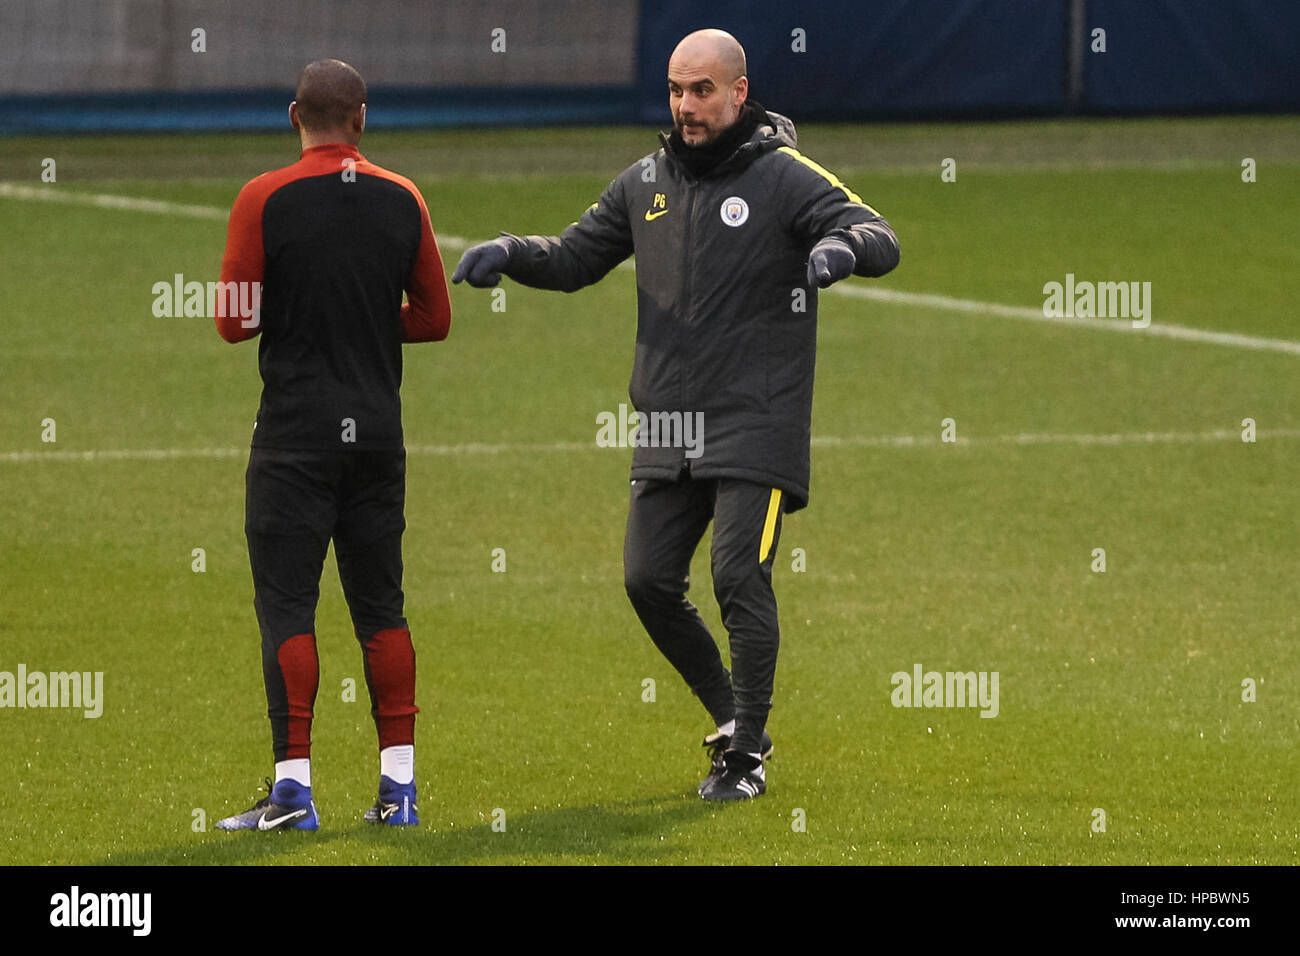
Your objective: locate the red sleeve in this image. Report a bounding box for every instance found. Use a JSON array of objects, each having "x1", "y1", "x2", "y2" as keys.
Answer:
[
  {"x1": 400, "y1": 188, "x2": 452, "y2": 343},
  {"x1": 216, "y1": 179, "x2": 266, "y2": 343}
]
